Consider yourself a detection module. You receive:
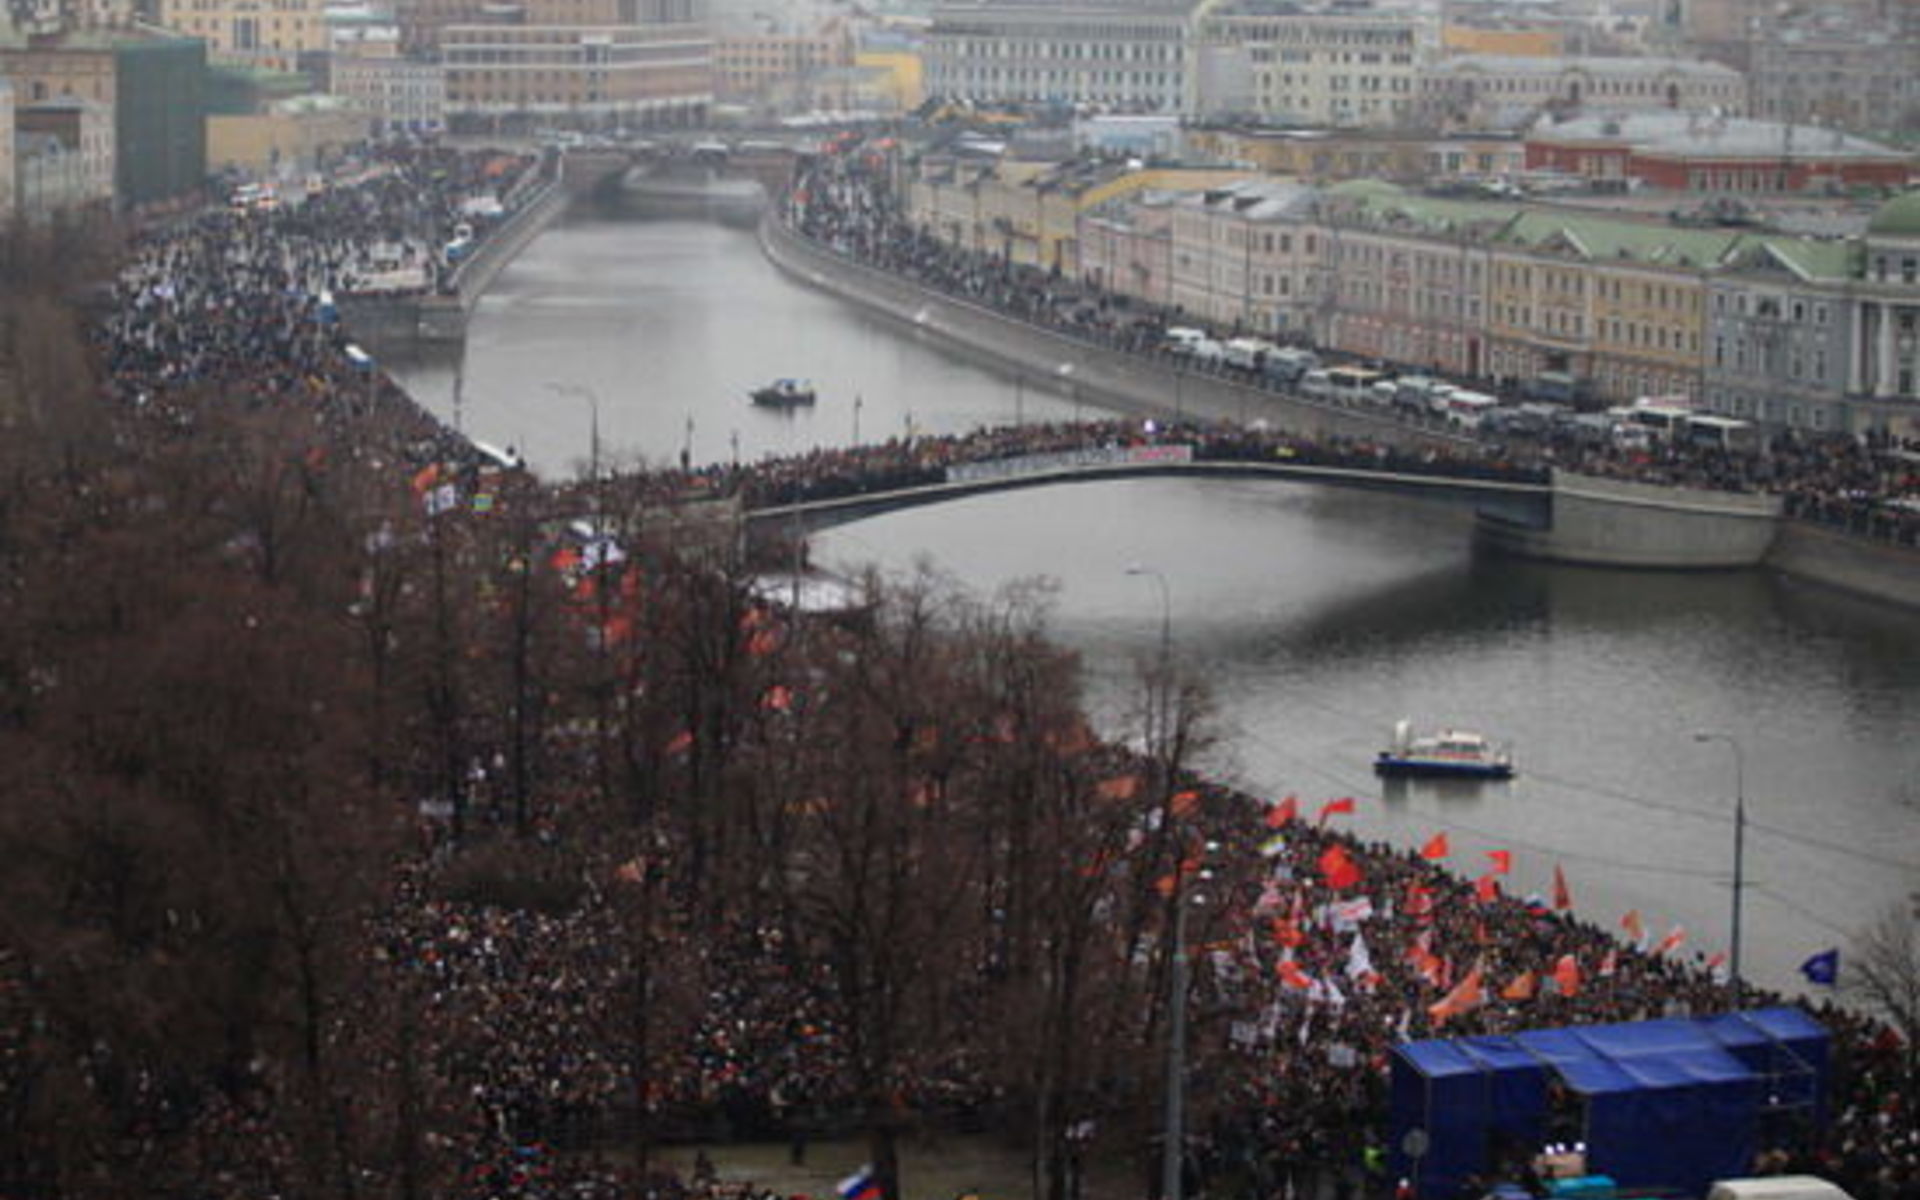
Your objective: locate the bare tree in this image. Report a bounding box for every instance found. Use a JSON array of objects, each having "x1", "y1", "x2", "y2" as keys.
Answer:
[{"x1": 1844, "y1": 895, "x2": 1920, "y2": 1088}]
